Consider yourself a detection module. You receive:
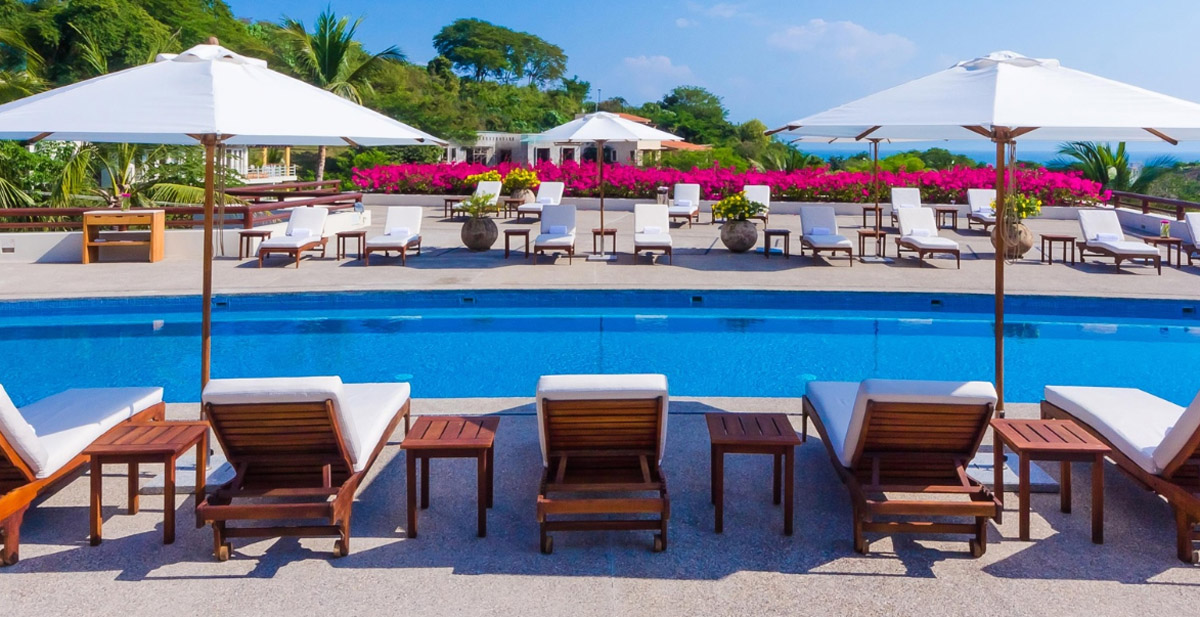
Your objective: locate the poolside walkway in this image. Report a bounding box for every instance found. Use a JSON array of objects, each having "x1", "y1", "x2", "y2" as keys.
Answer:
[
  {"x1": 1, "y1": 206, "x2": 1195, "y2": 300},
  {"x1": 2, "y1": 399, "x2": 1198, "y2": 616}
]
